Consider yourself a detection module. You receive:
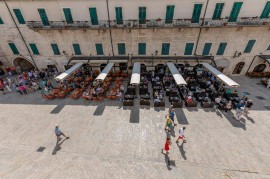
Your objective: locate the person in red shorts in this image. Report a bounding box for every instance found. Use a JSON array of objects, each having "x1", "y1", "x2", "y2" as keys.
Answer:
[
  {"x1": 176, "y1": 127, "x2": 186, "y2": 143},
  {"x1": 162, "y1": 138, "x2": 171, "y2": 154}
]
